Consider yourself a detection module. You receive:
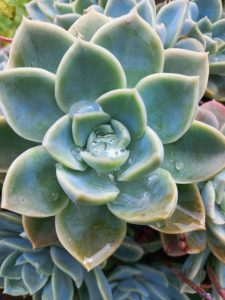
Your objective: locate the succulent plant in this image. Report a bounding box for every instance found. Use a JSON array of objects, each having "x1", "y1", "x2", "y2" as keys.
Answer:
[
  {"x1": 0, "y1": 209, "x2": 112, "y2": 299},
  {"x1": 2, "y1": 3, "x2": 225, "y2": 272}
]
